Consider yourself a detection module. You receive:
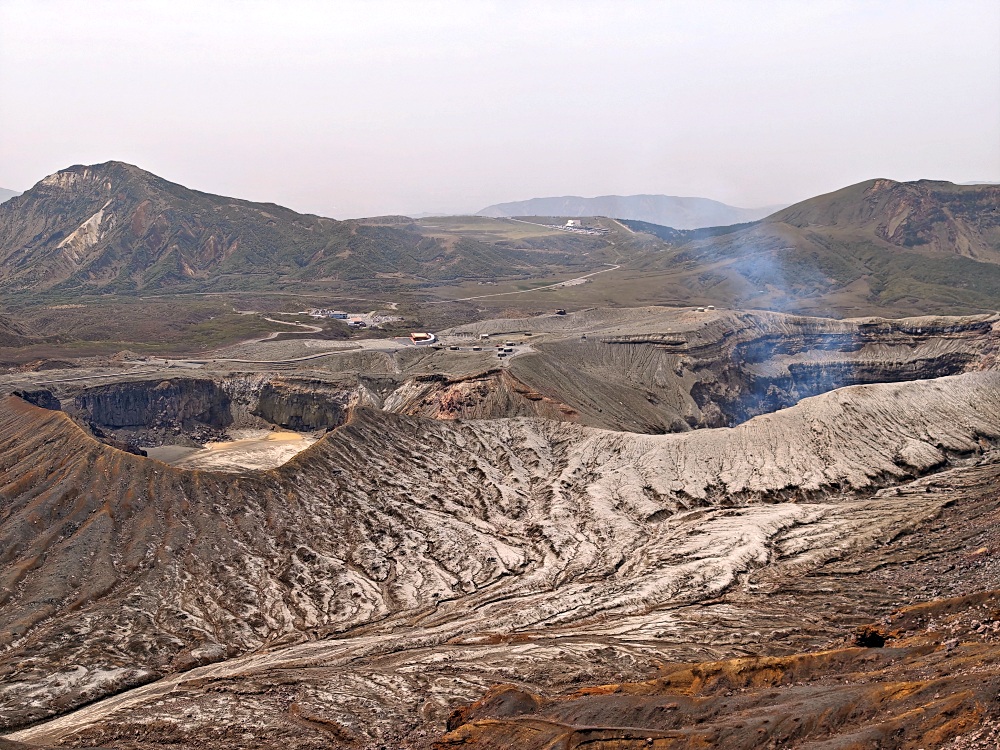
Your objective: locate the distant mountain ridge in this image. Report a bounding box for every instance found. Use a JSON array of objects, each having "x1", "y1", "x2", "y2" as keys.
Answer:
[
  {"x1": 0, "y1": 162, "x2": 597, "y2": 295},
  {"x1": 477, "y1": 194, "x2": 786, "y2": 229},
  {"x1": 0, "y1": 188, "x2": 20, "y2": 204},
  {"x1": 4, "y1": 164, "x2": 999, "y2": 317}
]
